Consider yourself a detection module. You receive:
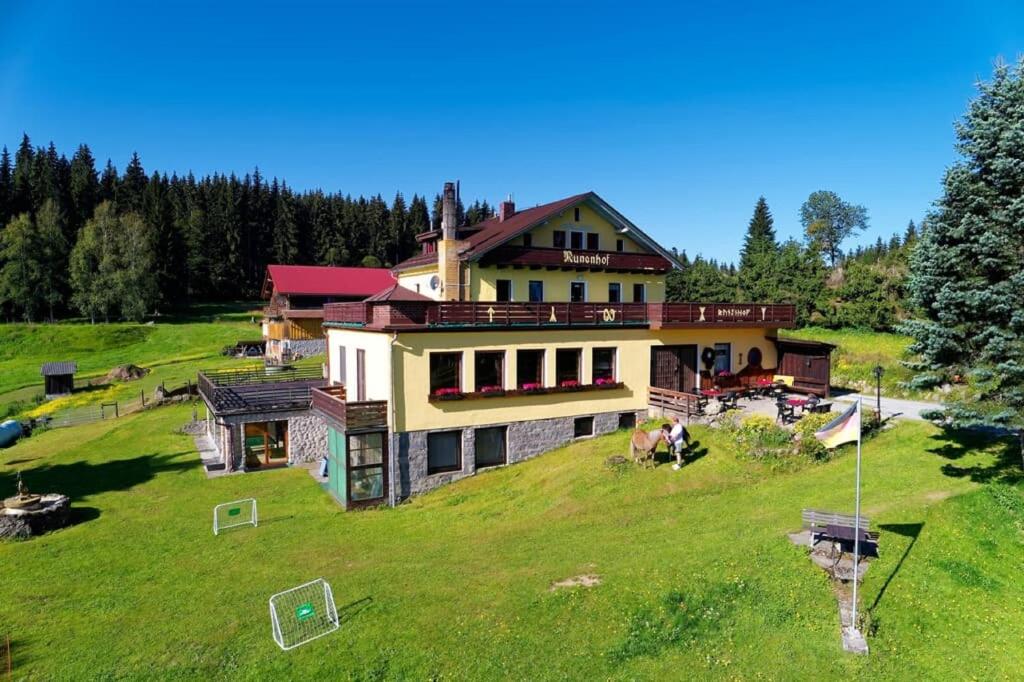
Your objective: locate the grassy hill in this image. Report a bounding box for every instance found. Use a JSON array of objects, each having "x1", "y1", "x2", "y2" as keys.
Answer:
[
  {"x1": 1, "y1": 404, "x2": 1020, "y2": 679},
  {"x1": 0, "y1": 304, "x2": 262, "y2": 418}
]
